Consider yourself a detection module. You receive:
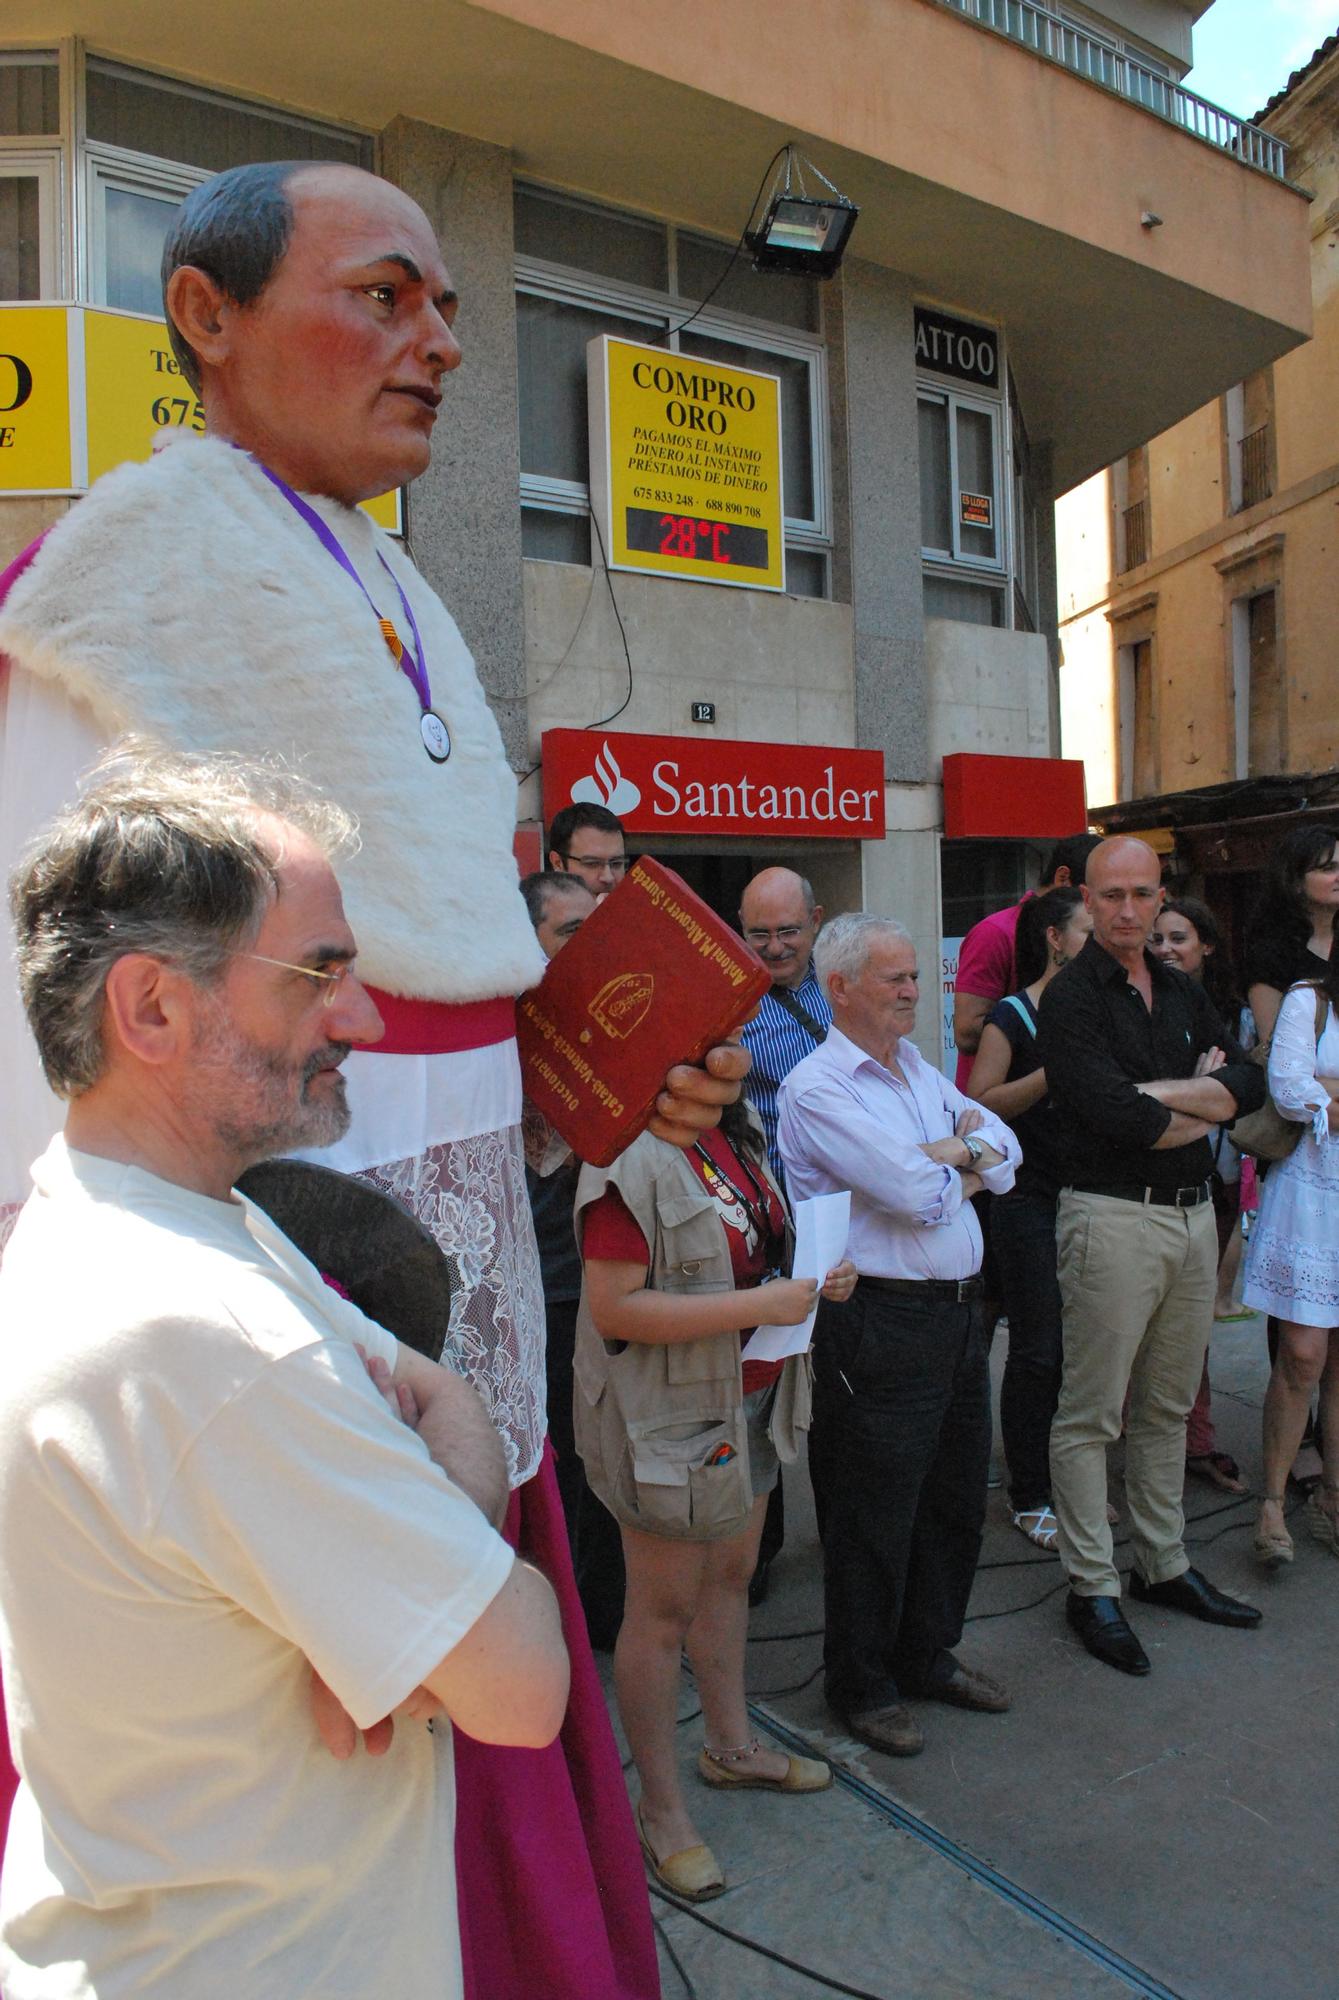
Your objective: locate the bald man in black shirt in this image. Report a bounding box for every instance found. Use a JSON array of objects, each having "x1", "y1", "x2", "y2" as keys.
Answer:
[{"x1": 1038, "y1": 838, "x2": 1265, "y2": 1675}]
